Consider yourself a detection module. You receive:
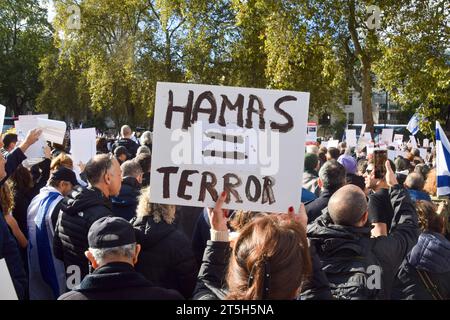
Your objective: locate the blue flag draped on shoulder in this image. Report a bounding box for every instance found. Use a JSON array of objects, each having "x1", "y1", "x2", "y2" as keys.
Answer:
[
  {"x1": 407, "y1": 113, "x2": 420, "y2": 135},
  {"x1": 436, "y1": 121, "x2": 450, "y2": 196}
]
